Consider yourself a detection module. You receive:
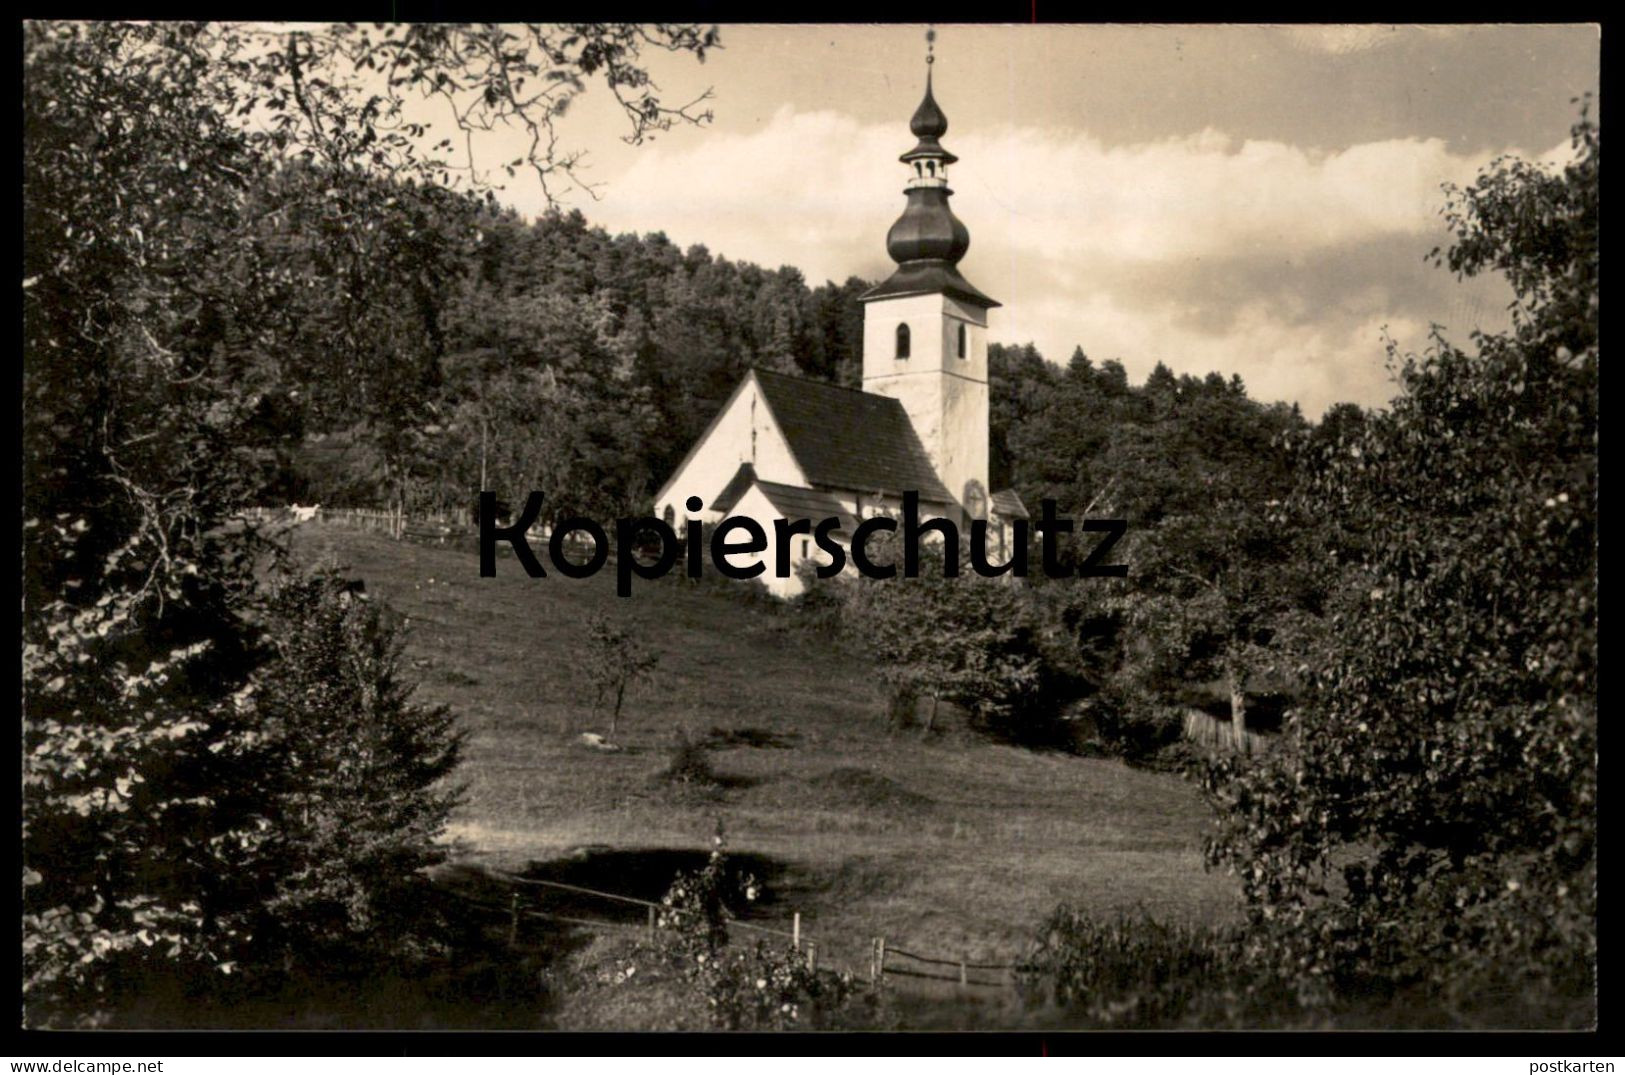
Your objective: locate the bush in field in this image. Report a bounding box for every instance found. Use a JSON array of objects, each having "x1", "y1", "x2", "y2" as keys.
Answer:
[
  {"x1": 1092, "y1": 693, "x2": 1186, "y2": 766},
  {"x1": 836, "y1": 531, "x2": 1042, "y2": 738},
  {"x1": 582, "y1": 612, "x2": 659, "y2": 737},
  {"x1": 659, "y1": 729, "x2": 719, "y2": 788},
  {"x1": 698, "y1": 939, "x2": 870, "y2": 1031},
  {"x1": 1016, "y1": 905, "x2": 1300, "y2": 1029}
]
